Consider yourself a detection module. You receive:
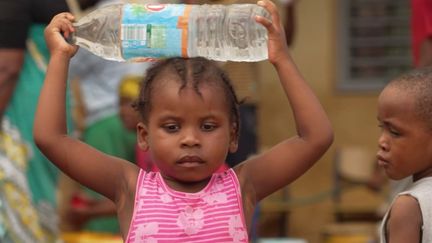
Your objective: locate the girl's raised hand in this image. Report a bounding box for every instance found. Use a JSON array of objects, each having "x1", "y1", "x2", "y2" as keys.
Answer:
[
  {"x1": 255, "y1": 0, "x2": 290, "y2": 65},
  {"x1": 44, "y1": 12, "x2": 78, "y2": 58}
]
